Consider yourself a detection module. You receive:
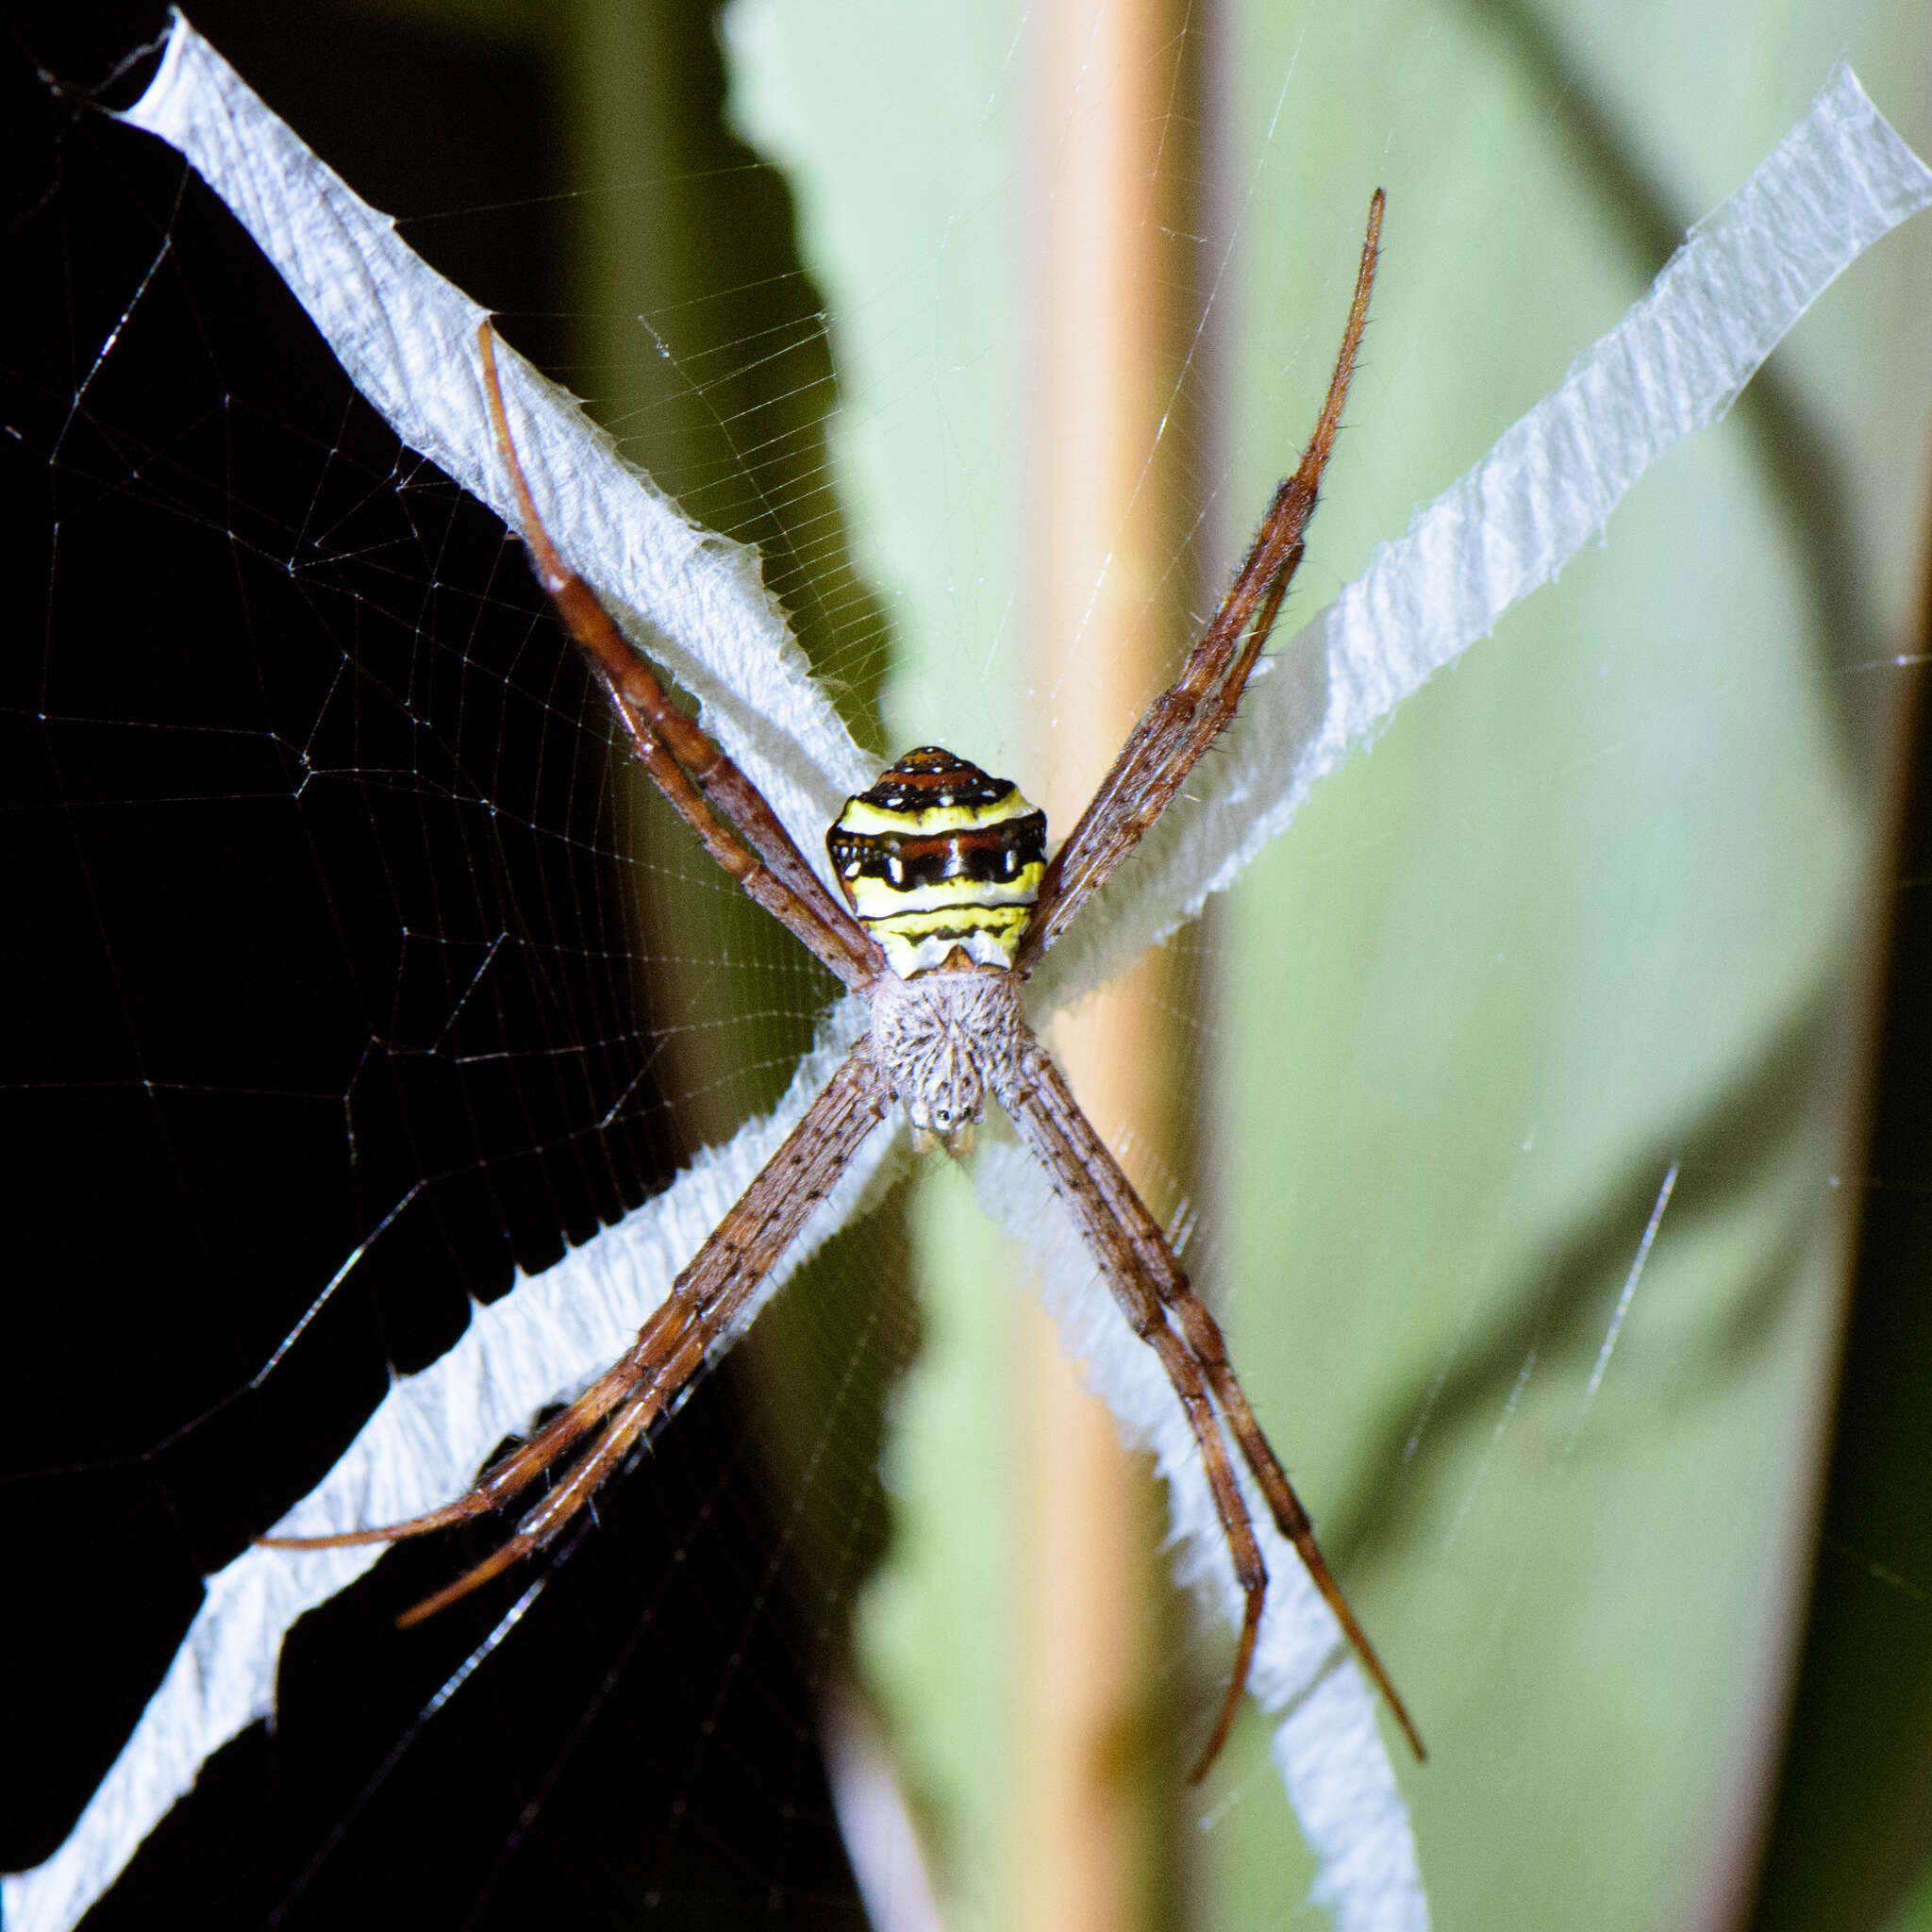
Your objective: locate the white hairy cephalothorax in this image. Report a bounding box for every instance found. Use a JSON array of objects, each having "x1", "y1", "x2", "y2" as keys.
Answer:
[{"x1": 866, "y1": 958, "x2": 1024, "y2": 1154}]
